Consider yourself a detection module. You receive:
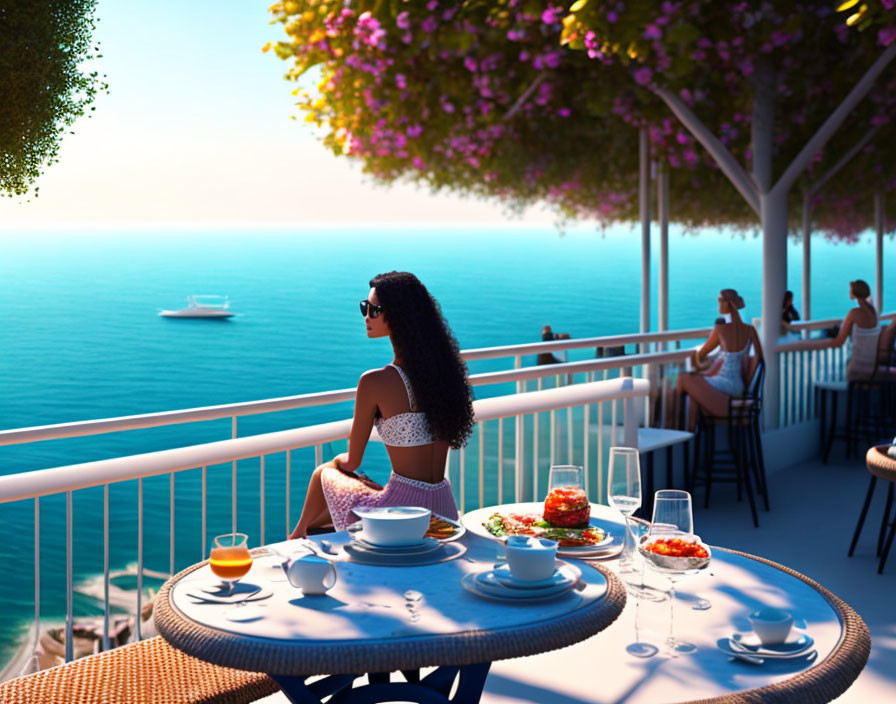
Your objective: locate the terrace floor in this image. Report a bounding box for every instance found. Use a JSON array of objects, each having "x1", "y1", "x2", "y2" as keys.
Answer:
[{"x1": 258, "y1": 449, "x2": 896, "y2": 704}]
